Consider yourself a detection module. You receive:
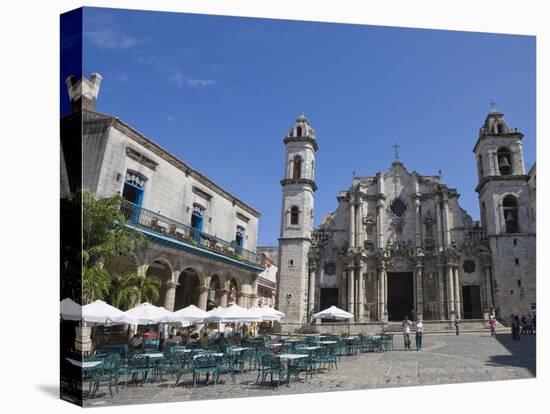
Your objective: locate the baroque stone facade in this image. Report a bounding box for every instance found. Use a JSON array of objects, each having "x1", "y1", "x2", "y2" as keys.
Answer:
[{"x1": 276, "y1": 110, "x2": 535, "y2": 330}]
